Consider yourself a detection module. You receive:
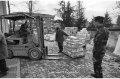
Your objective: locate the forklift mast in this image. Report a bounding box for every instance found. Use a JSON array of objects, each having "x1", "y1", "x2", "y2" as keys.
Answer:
[{"x1": 36, "y1": 16, "x2": 45, "y2": 52}]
